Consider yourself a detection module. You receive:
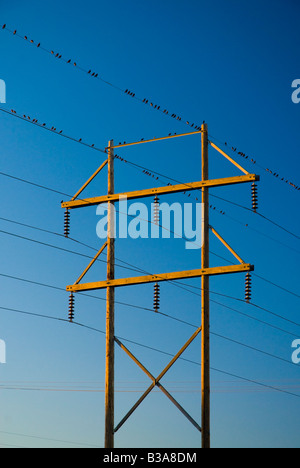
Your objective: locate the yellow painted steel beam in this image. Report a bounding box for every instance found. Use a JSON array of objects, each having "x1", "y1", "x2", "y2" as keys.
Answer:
[
  {"x1": 62, "y1": 174, "x2": 259, "y2": 210},
  {"x1": 107, "y1": 131, "x2": 202, "y2": 149},
  {"x1": 67, "y1": 263, "x2": 254, "y2": 292}
]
